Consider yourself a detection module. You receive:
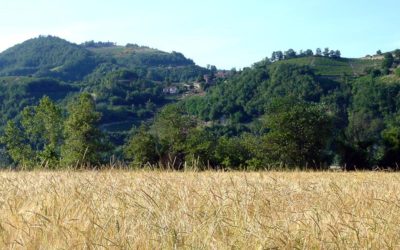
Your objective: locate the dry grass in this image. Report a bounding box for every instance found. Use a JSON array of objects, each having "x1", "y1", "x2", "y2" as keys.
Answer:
[{"x1": 0, "y1": 171, "x2": 400, "y2": 249}]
